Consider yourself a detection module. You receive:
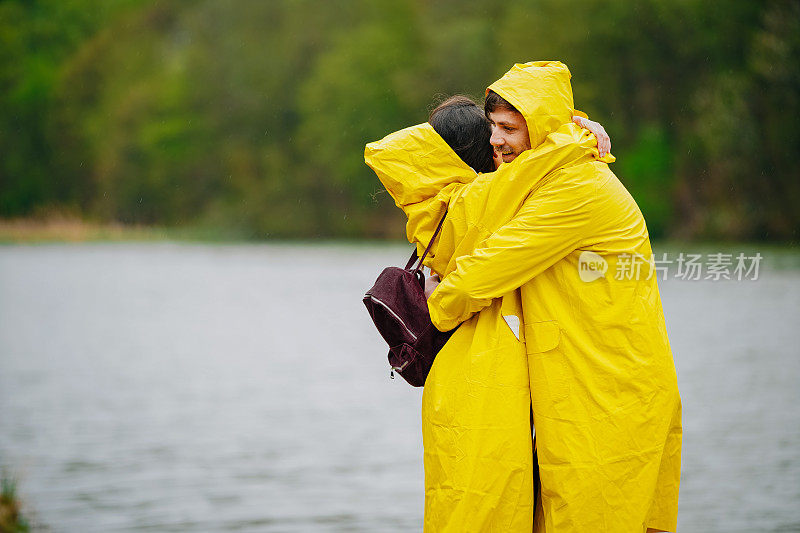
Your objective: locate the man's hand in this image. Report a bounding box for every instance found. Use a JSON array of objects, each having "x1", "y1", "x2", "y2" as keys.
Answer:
[
  {"x1": 424, "y1": 274, "x2": 440, "y2": 300},
  {"x1": 572, "y1": 115, "x2": 611, "y2": 158}
]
